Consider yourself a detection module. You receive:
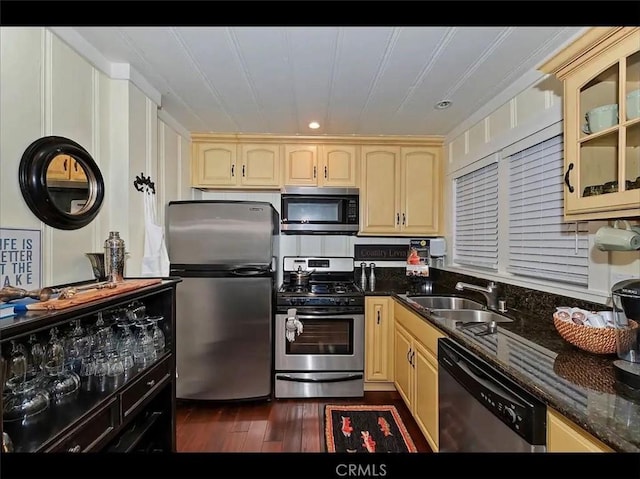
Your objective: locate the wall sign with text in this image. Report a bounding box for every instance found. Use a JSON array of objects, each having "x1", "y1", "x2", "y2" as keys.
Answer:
[
  {"x1": 0, "y1": 228, "x2": 42, "y2": 289},
  {"x1": 354, "y1": 244, "x2": 409, "y2": 262}
]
